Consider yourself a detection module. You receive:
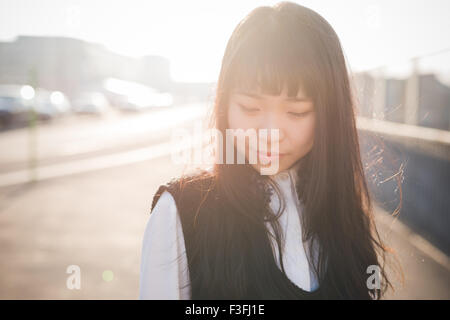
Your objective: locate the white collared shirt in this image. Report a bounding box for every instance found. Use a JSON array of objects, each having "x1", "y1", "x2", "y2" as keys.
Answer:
[{"x1": 139, "y1": 164, "x2": 319, "y2": 299}]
